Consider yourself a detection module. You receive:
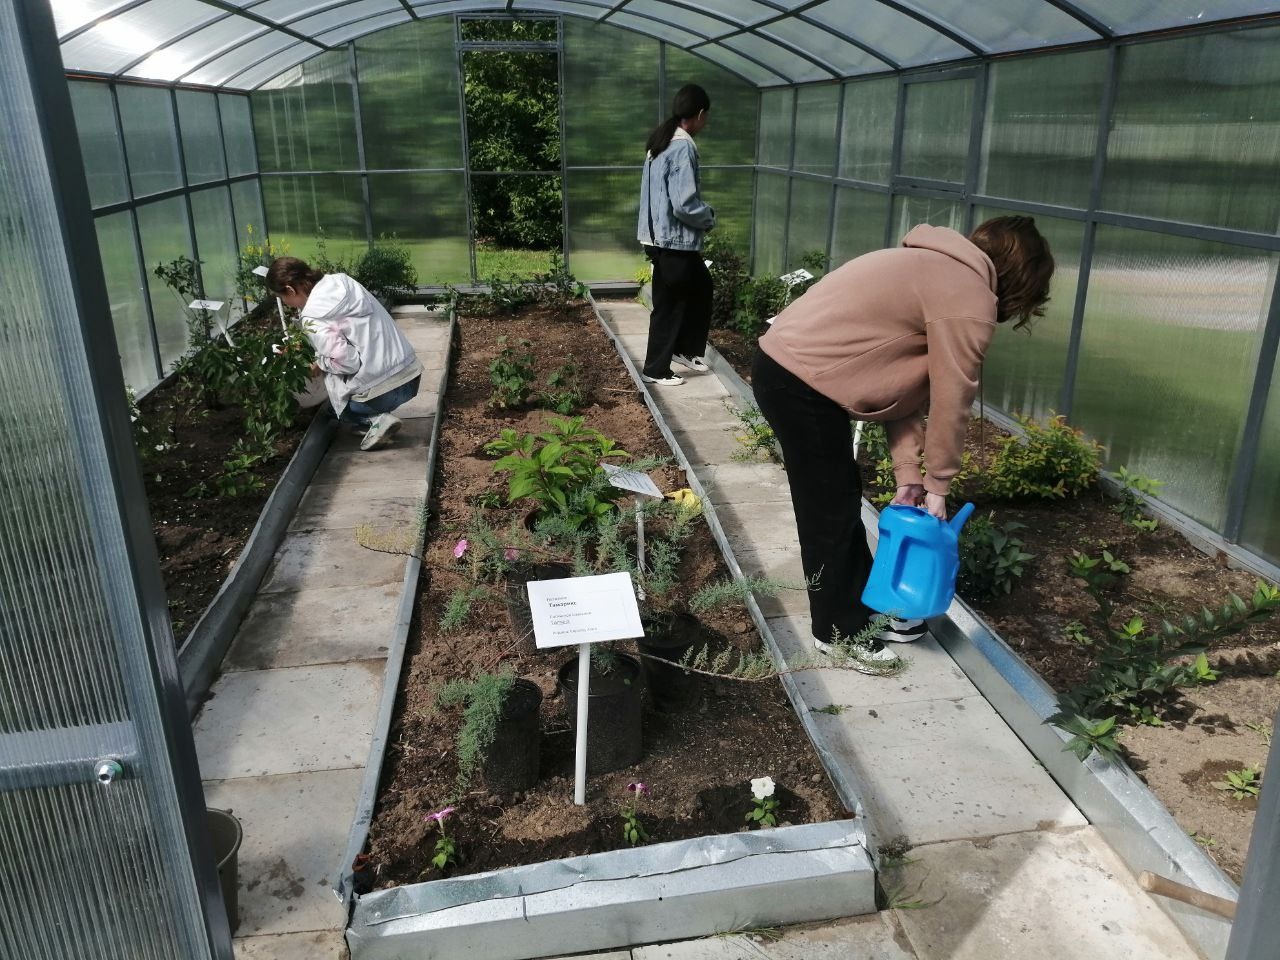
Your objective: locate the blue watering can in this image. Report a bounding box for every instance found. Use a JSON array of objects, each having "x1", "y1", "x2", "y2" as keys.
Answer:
[{"x1": 861, "y1": 502, "x2": 976, "y2": 620}]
